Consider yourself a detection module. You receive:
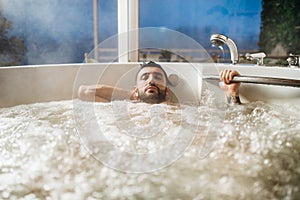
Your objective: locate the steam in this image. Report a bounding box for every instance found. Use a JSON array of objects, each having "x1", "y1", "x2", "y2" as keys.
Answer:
[
  {"x1": 1, "y1": 0, "x2": 261, "y2": 65},
  {"x1": 1, "y1": 0, "x2": 117, "y2": 65}
]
